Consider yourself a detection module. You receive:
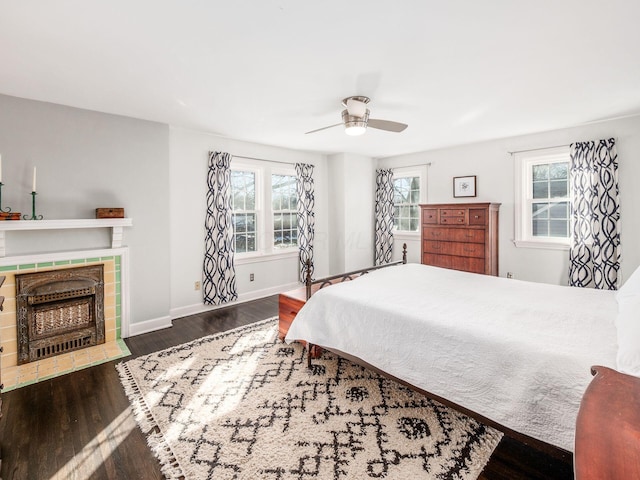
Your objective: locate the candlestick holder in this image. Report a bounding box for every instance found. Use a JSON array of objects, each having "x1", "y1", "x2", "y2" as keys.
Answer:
[
  {"x1": 0, "y1": 182, "x2": 11, "y2": 213},
  {"x1": 23, "y1": 191, "x2": 43, "y2": 220}
]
